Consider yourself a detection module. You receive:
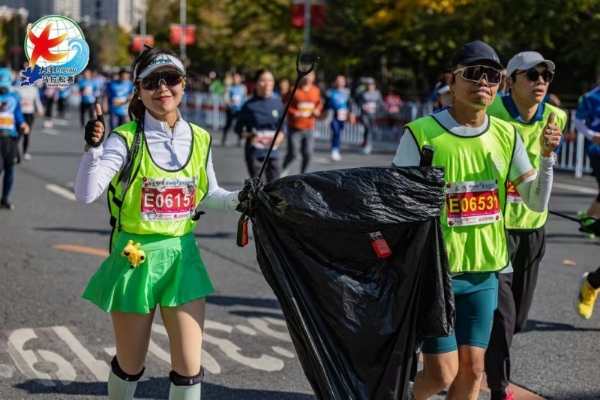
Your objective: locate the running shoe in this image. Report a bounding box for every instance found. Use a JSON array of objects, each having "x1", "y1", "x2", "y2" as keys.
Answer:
[
  {"x1": 0, "y1": 198, "x2": 14, "y2": 210},
  {"x1": 575, "y1": 272, "x2": 600, "y2": 319},
  {"x1": 505, "y1": 389, "x2": 516, "y2": 400},
  {"x1": 331, "y1": 149, "x2": 342, "y2": 161}
]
